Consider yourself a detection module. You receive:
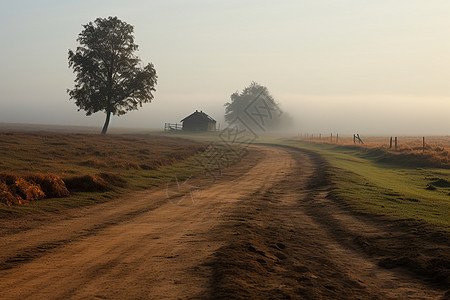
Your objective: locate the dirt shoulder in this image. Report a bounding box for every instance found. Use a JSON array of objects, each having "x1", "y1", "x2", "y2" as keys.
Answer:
[
  {"x1": 284, "y1": 144, "x2": 450, "y2": 291},
  {"x1": 210, "y1": 145, "x2": 448, "y2": 299}
]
